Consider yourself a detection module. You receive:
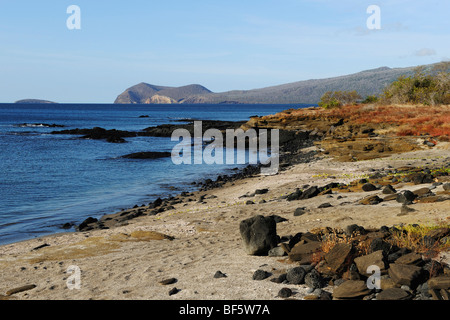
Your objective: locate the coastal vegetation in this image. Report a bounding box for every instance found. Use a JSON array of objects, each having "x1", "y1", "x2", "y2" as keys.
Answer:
[
  {"x1": 299, "y1": 62, "x2": 450, "y2": 141},
  {"x1": 380, "y1": 62, "x2": 450, "y2": 106},
  {"x1": 318, "y1": 62, "x2": 449, "y2": 109},
  {"x1": 318, "y1": 90, "x2": 361, "y2": 109}
]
